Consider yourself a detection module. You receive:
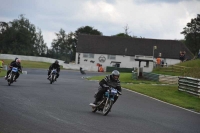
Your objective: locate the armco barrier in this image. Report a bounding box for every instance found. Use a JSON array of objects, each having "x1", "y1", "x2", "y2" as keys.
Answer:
[
  {"x1": 142, "y1": 72, "x2": 178, "y2": 84},
  {"x1": 178, "y1": 77, "x2": 200, "y2": 97},
  {"x1": 132, "y1": 72, "x2": 138, "y2": 80},
  {"x1": 142, "y1": 72, "x2": 159, "y2": 81},
  {"x1": 159, "y1": 75, "x2": 178, "y2": 84}
]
